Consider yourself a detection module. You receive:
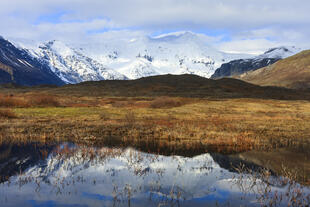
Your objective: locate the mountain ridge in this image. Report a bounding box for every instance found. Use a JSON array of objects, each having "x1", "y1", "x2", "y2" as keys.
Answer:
[
  {"x1": 1, "y1": 33, "x2": 306, "y2": 87},
  {"x1": 0, "y1": 37, "x2": 64, "y2": 86},
  {"x1": 14, "y1": 32, "x2": 252, "y2": 83},
  {"x1": 238, "y1": 50, "x2": 310, "y2": 89},
  {"x1": 211, "y1": 46, "x2": 301, "y2": 79},
  {"x1": 33, "y1": 40, "x2": 127, "y2": 84}
]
